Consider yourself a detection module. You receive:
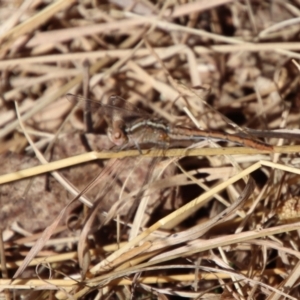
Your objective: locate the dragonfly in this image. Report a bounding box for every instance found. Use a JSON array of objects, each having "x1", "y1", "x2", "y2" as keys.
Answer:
[{"x1": 67, "y1": 93, "x2": 274, "y2": 152}]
